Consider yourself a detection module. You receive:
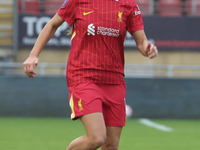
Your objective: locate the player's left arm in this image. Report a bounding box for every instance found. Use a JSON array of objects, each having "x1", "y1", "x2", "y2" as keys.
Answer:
[{"x1": 132, "y1": 29, "x2": 158, "y2": 59}]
